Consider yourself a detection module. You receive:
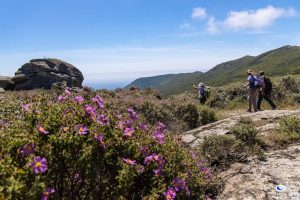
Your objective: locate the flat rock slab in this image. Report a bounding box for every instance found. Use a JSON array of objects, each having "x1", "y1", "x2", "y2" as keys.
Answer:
[
  {"x1": 219, "y1": 145, "x2": 300, "y2": 200},
  {"x1": 182, "y1": 109, "x2": 300, "y2": 147}
]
